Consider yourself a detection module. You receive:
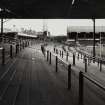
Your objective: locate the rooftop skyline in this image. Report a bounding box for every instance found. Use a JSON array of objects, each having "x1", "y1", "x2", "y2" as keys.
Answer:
[{"x1": 1, "y1": 19, "x2": 105, "y2": 36}]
